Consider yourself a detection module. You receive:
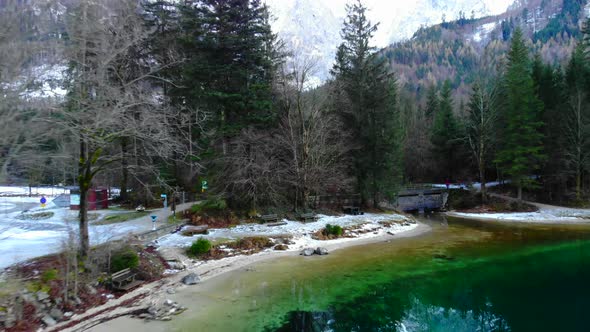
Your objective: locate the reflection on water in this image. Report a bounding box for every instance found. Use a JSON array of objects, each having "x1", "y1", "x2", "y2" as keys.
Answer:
[
  {"x1": 396, "y1": 299, "x2": 510, "y2": 332},
  {"x1": 171, "y1": 214, "x2": 590, "y2": 332}
]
